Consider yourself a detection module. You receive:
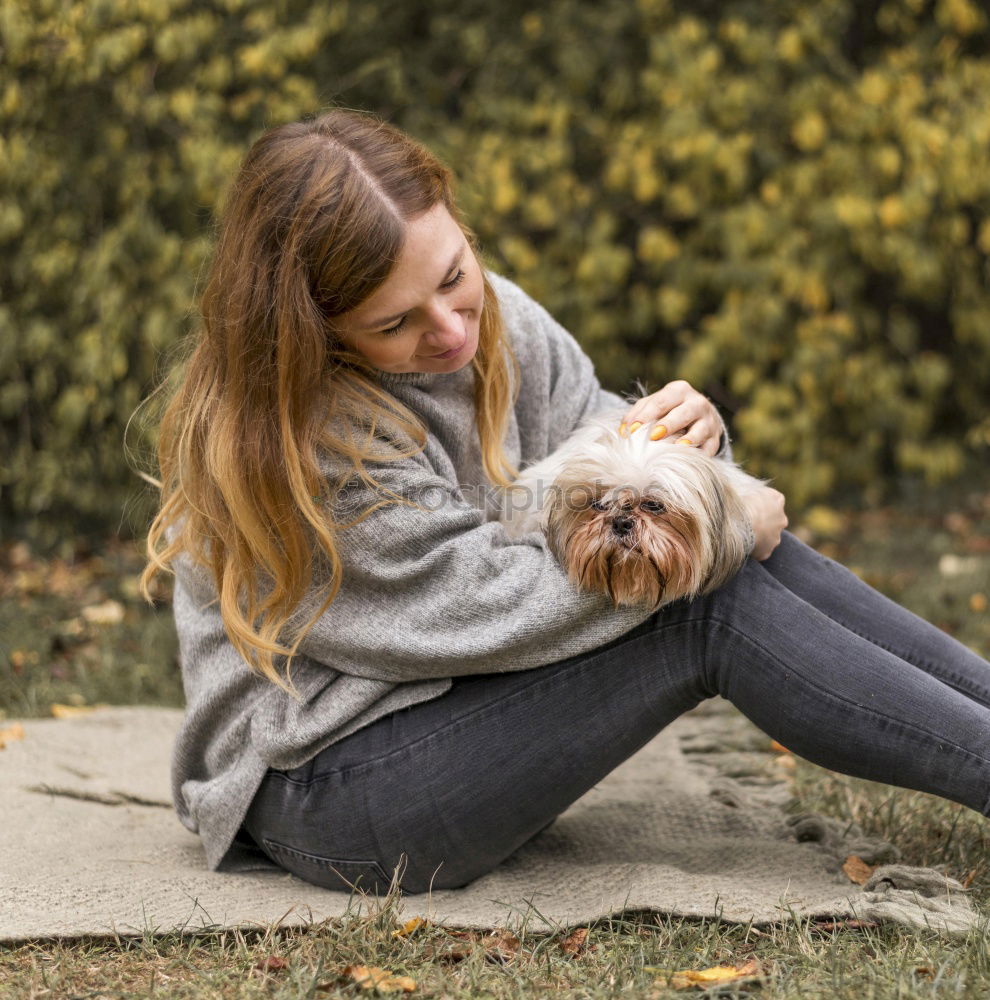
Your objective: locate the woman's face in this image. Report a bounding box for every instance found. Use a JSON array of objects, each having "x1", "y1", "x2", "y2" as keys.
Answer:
[{"x1": 333, "y1": 204, "x2": 484, "y2": 375}]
